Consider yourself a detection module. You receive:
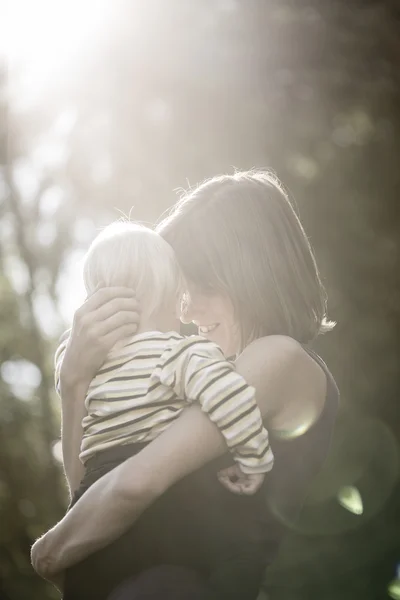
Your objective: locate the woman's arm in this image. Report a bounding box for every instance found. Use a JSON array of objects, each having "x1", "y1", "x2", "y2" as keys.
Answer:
[
  {"x1": 31, "y1": 286, "x2": 141, "y2": 580},
  {"x1": 54, "y1": 334, "x2": 86, "y2": 494},
  {"x1": 32, "y1": 403, "x2": 225, "y2": 582},
  {"x1": 32, "y1": 334, "x2": 326, "y2": 580},
  {"x1": 60, "y1": 376, "x2": 88, "y2": 496},
  {"x1": 57, "y1": 288, "x2": 140, "y2": 495}
]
